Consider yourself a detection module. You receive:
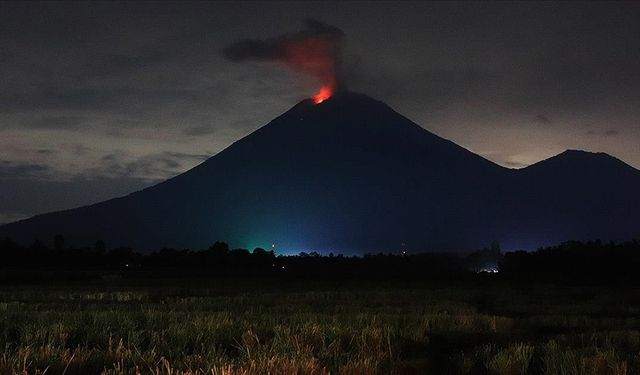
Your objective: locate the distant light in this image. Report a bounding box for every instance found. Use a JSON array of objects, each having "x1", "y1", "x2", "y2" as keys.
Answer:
[{"x1": 477, "y1": 266, "x2": 499, "y2": 274}]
